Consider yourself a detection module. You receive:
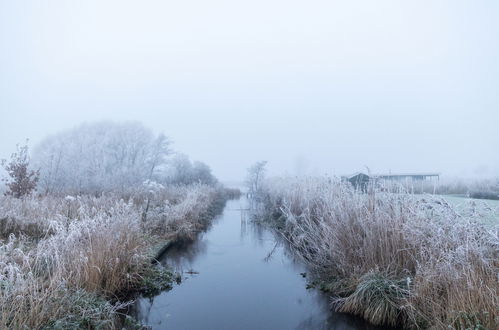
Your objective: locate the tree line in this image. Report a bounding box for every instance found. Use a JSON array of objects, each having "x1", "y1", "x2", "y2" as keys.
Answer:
[{"x1": 1, "y1": 121, "x2": 218, "y2": 197}]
